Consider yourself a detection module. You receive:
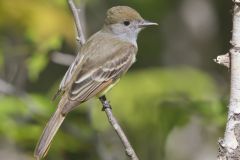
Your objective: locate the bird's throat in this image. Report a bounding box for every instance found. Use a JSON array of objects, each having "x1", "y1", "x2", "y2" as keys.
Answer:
[{"x1": 116, "y1": 32, "x2": 138, "y2": 47}]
